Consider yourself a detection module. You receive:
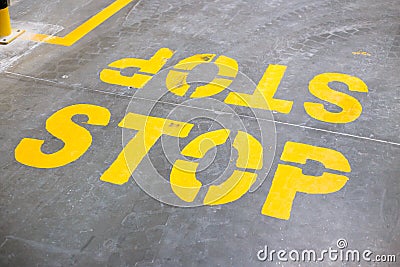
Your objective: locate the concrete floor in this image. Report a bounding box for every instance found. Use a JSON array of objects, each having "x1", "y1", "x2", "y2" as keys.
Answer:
[{"x1": 0, "y1": 0, "x2": 399, "y2": 266}]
